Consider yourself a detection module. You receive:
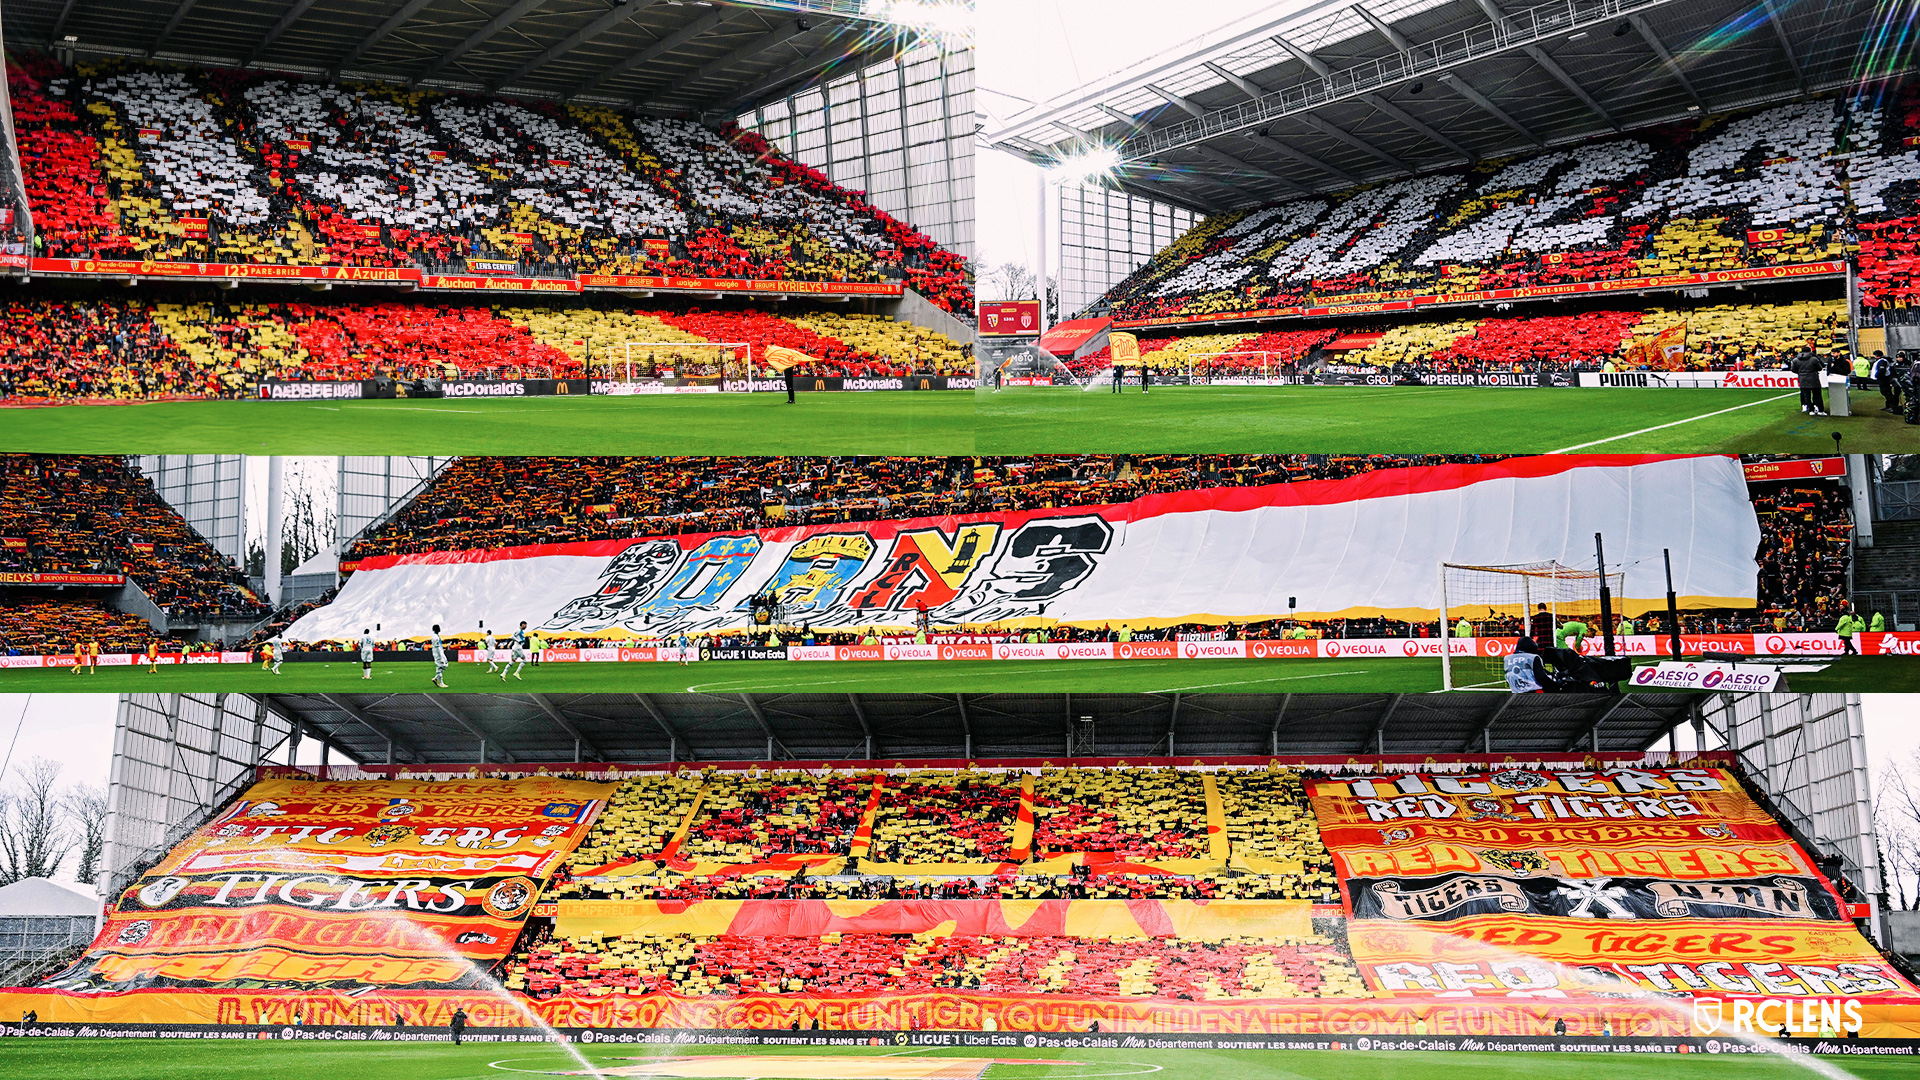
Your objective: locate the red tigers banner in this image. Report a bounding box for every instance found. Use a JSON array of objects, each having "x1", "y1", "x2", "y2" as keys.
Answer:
[
  {"x1": 51, "y1": 777, "x2": 613, "y2": 991},
  {"x1": 1309, "y1": 767, "x2": 1917, "y2": 1001}
]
